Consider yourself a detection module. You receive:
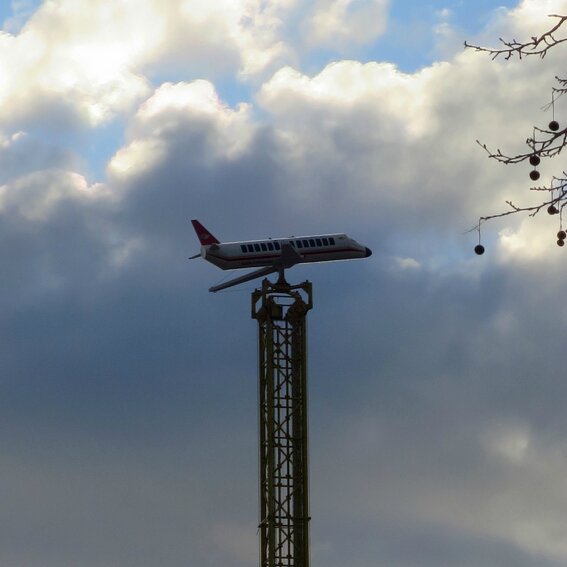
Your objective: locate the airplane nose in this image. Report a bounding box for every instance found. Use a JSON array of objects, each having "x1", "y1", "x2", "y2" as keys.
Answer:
[{"x1": 365, "y1": 247, "x2": 372, "y2": 258}]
